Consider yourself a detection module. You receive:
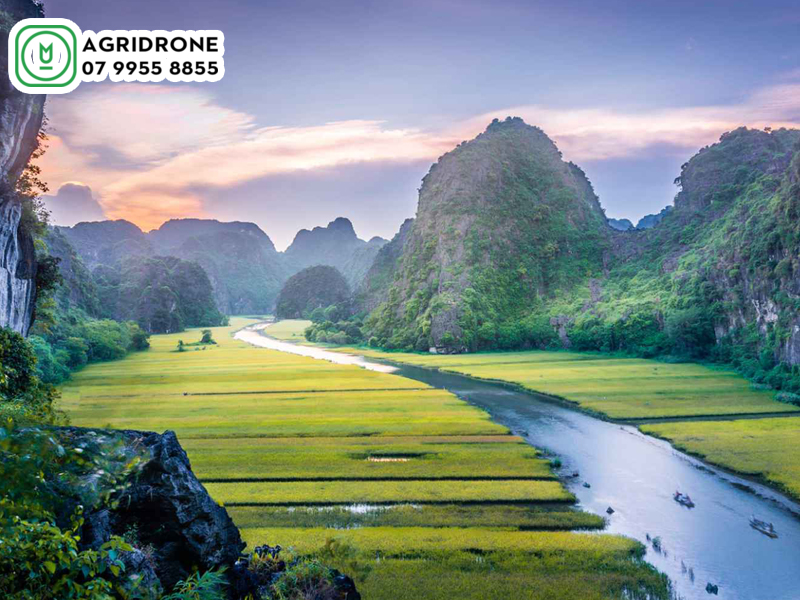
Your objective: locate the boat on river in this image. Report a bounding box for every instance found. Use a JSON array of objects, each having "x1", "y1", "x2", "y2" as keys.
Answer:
[
  {"x1": 674, "y1": 491, "x2": 695, "y2": 508},
  {"x1": 750, "y1": 516, "x2": 778, "y2": 538}
]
